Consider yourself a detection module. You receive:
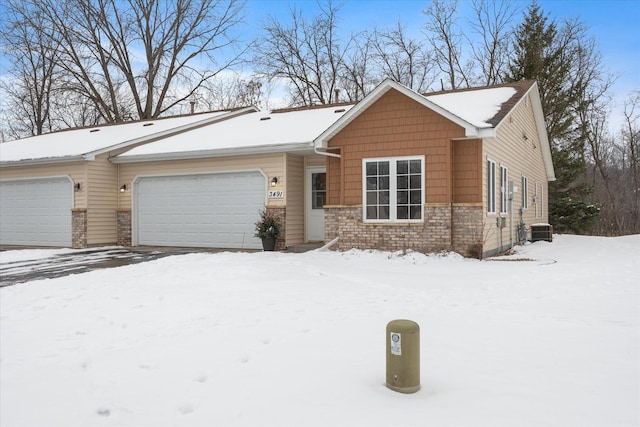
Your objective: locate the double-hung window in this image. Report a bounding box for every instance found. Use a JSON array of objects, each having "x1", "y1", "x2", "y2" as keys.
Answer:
[
  {"x1": 487, "y1": 159, "x2": 496, "y2": 214},
  {"x1": 363, "y1": 156, "x2": 424, "y2": 222},
  {"x1": 500, "y1": 164, "x2": 508, "y2": 215}
]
